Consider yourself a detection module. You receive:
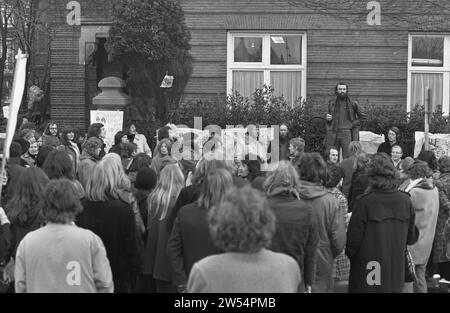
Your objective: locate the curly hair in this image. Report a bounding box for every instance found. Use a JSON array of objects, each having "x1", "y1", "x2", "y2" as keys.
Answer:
[
  {"x1": 439, "y1": 156, "x2": 450, "y2": 174},
  {"x1": 298, "y1": 152, "x2": 328, "y2": 184},
  {"x1": 407, "y1": 160, "x2": 432, "y2": 179},
  {"x1": 6, "y1": 167, "x2": 49, "y2": 226},
  {"x1": 41, "y1": 179, "x2": 83, "y2": 224},
  {"x1": 208, "y1": 185, "x2": 275, "y2": 253},
  {"x1": 418, "y1": 150, "x2": 438, "y2": 171},
  {"x1": 367, "y1": 153, "x2": 397, "y2": 191},
  {"x1": 356, "y1": 152, "x2": 371, "y2": 171},
  {"x1": 325, "y1": 165, "x2": 344, "y2": 188}
]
